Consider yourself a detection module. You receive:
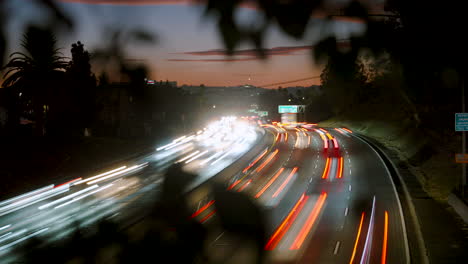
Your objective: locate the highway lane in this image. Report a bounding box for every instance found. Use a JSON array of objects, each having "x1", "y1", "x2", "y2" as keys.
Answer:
[
  {"x1": 263, "y1": 125, "x2": 409, "y2": 264},
  {"x1": 197, "y1": 124, "x2": 409, "y2": 264},
  {"x1": 0, "y1": 116, "x2": 264, "y2": 262},
  {"x1": 0, "y1": 120, "x2": 410, "y2": 263}
]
